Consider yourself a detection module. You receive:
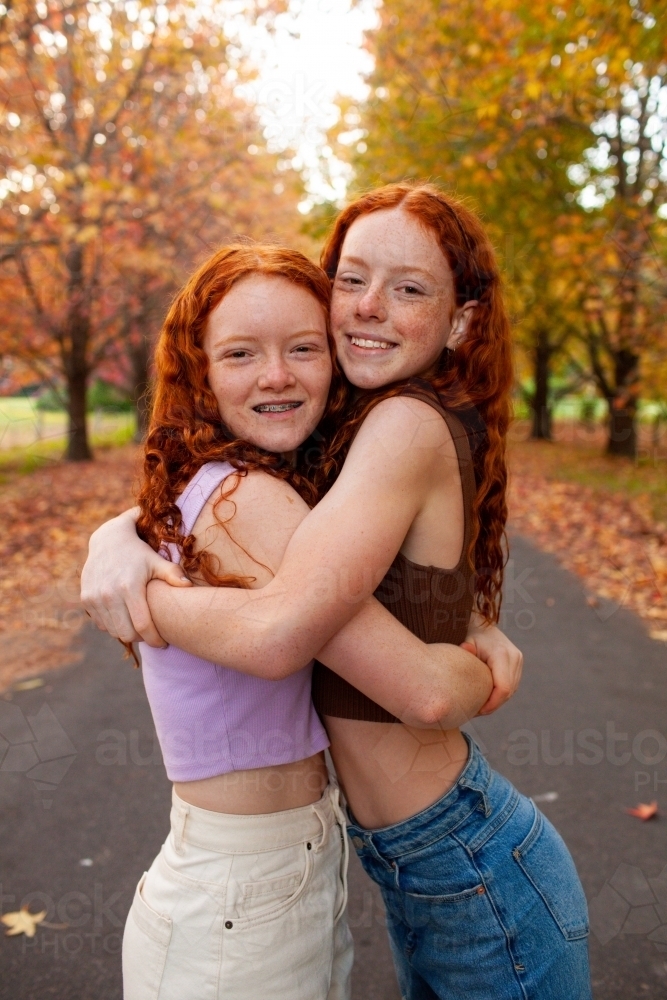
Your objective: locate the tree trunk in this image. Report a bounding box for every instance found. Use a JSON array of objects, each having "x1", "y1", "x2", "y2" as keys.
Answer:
[
  {"x1": 129, "y1": 334, "x2": 151, "y2": 442},
  {"x1": 603, "y1": 213, "x2": 644, "y2": 460},
  {"x1": 530, "y1": 329, "x2": 552, "y2": 441},
  {"x1": 65, "y1": 364, "x2": 91, "y2": 461},
  {"x1": 606, "y1": 348, "x2": 639, "y2": 459},
  {"x1": 63, "y1": 246, "x2": 92, "y2": 462}
]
